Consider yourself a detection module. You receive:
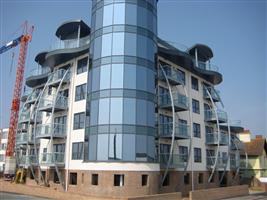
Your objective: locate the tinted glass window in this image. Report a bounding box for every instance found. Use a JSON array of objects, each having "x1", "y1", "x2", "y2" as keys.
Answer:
[{"x1": 77, "y1": 57, "x2": 88, "y2": 74}]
